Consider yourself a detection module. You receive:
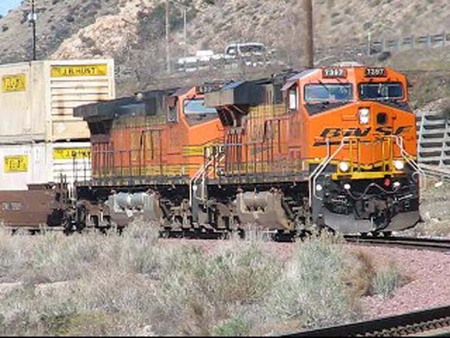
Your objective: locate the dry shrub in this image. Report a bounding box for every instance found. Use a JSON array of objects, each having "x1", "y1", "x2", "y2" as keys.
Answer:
[
  {"x1": 343, "y1": 249, "x2": 412, "y2": 300},
  {"x1": 404, "y1": 220, "x2": 450, "y2": 238},
  {"x1": 439, "y1": 98, "x2": 450, "y2": 119},
  {"x1": 263, "y1": 233, "x2": 361, "y2": 329},
  {"x1": 371, "y1": 261, "x2": 412, "y2": 298},
  {"x1": 37, "y1": 311, "x2": 117, "y2": 336},
  {"x1": 403, "y1": 185, "x2": 450, "y2": 237},
  {"x1": 151, "y1": 241, "x2": 281, "y2": 335},
  {"x1": 343, "y1": 249, "x2": 376, "y2": 299},
  {"x1": 249, "y1": 319, "x2": 303, "y2": 336},
  {"x1": 76, "y1": 271, "x2": 157, "y2": 315},
  {"x1": 212, "y1": 317, "x2": 251, "y2": 336},
  {"x1": 197, "y1": 243, "x2": 280, "y2": 304},
  {"x1": 21, "y1": 232, "x2": 102, "y2": 284}
]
